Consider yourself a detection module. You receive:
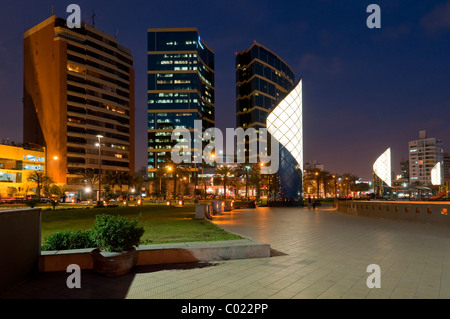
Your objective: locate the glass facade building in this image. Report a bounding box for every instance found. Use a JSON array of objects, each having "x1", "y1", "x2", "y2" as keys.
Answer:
[
  {"x1": 236, "y1": 42, "x2": 302, "y2": 204},
  {"x1": 147, "y1": 28, "x2": 214, "y2": 177}
]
